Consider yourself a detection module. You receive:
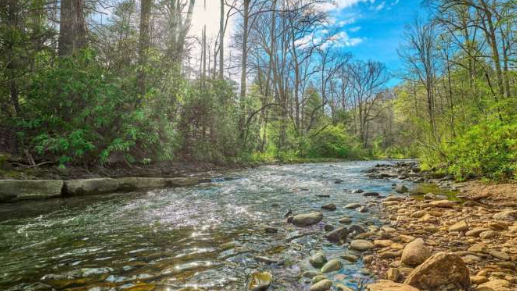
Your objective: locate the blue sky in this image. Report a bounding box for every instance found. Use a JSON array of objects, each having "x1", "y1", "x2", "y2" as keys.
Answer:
[{"x1": 326, "y1": 0, "x2": 425, "y2": 86}]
